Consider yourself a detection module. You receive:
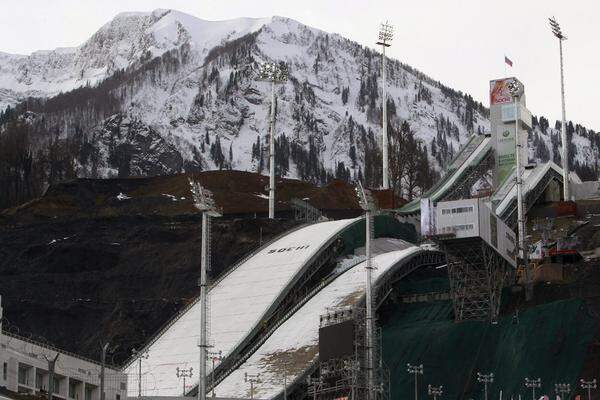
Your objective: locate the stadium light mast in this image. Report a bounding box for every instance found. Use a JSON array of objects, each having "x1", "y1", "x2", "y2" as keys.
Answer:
[
  {"x1": 256, "y1": 61, "x2": 289, "y2": 219},
  {"x1": 477, "y1": 372, "x2": 494, "y2": 400},
  {"x1": 190, "y1": 179, "x2": 222, "y2": 400},
  {"x1": 549, "y1": 16, "x2": 570, "y2": 201},
  {"x1": 407, "y1": 364, "x2": 424, "y2": 400},
  {"x1": 507, "y1": 79, "x2": 527, "y2": 270},
  {"x1": 581, "y1": 379, "x2": 597, "y2": 400},
  {"x1": 356, "y1": 181, "x2": 377, "y2": 400},
  {"x1": 376, "y1": 21, "x2": 393, "y2": 190},
  {"x1": 525, "y1": 378, "x2": 541, "y2": 400}
]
